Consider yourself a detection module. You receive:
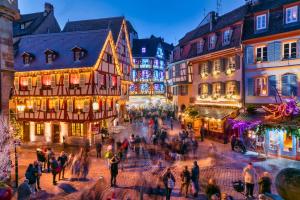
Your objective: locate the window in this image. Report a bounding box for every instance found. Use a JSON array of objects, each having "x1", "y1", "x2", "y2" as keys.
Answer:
[
  {"x1": 70, "y1": 73, "x2": 80, "y2": 86},
  {"x1": 20, "y1": 23, "x2": 25, "y2": 30},
  {"x1": 256, "y1": 46, "x2": 268, "y2": 62},
  {"x1": 199, "y1": 84, "x2": 209, "y2": 98},
  {"x1": 283, "y1": 42, "x2": 297, "y2": 59},
  {"x1": 141, "y1": 59, "x2": 151, "y2": 68},
  {"x1": 212, "y1": 82, "x2": 221, "y2": 96},
  {"x1": 42, "y1": 75, "x2": 51, "y2": 87},
  {"x1": 71, "y1": 123, "x2": 84, "y2": 137},
  {"x1": 223, "y1": 29, "x2": 232, "y2": 45},
  {"x1": 209, "y1": 35, "x2": 217, "y2": 49},
  {"x1": 175, "y1": 64, "x2": 181, "y2": 77},
  {"x1": 255, "y1": 77, "x2": 267, "y2": 96},
  {"x1": 74, "y1": 51, "x2": 81, "y2": 61},
  {"x1": 180, "y1": 85, "x2": 188, "y2": 96},
  {"x1": 256, "y1": 14, "x2": 267, "y2": 30},
  {"x1": 212, "y1": 60, "x2": 221, "y2": 75},
  {"x1": 142, "y1": 47, "x2": 146, "y2": 53},
  {"x1": 200, "y1": 63, "x2": 209, "y2": 78},
  {"x1": 46, "y1": 54, "x2": 53, "y2": 64},
  {"x1": 197, "y1": 40, "x2": 204, "y2": 54},
  {"x1": 286, "y1": 6, "x2": 298, "y2": 24},
  {"x1": 20, "y1": 77, "x2": 29, "y2": 91},
  {"x1": 35, "y1": 123, "x2": 44, "y2": 135},
  {"x1": 282, "y1": 74, "x2": 297, "y2": 96},
  {"x1": 226, "y1": 57, "x2": 236, "y2": 75},
  {"x1": 226, "y1": 81, "x2": 238, "y2": 98},
  {"x1": 107, "y1": 54, "x2": 113, "y2": 64}
]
